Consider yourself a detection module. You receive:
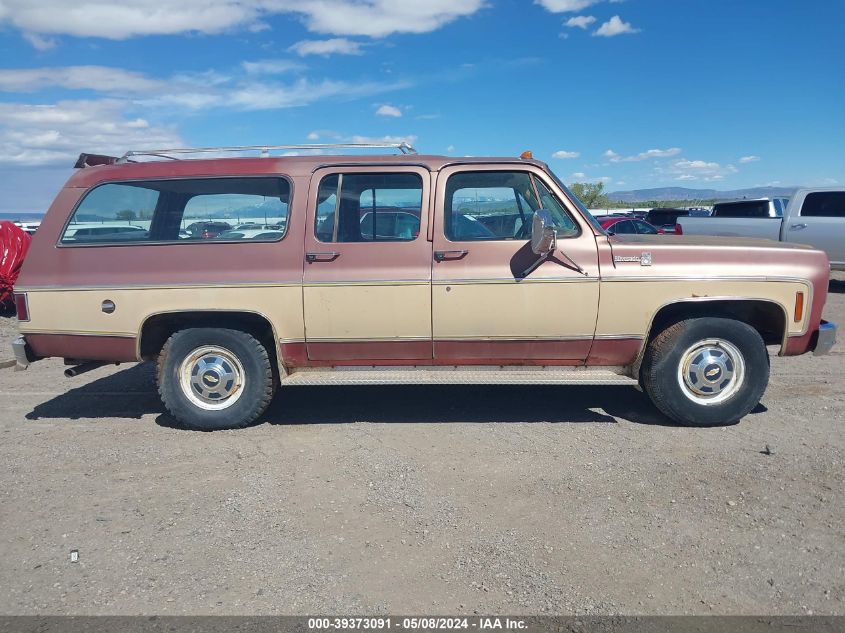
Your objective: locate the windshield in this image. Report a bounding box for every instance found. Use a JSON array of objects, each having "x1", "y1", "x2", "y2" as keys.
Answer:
[{"x1": 545, "y1": 167, "x2": 607, "y2": 234}]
